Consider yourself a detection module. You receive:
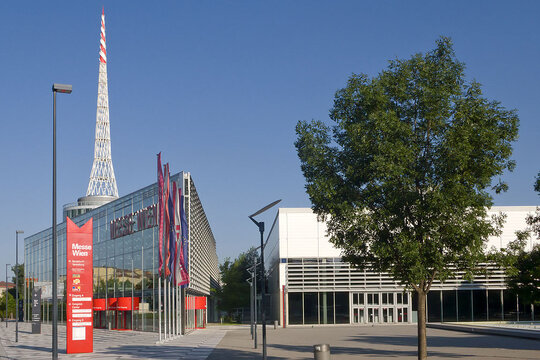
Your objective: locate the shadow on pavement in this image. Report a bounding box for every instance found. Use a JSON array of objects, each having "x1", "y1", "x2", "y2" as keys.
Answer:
[
  {"x1": 207, "y1": 348, "x2": 290, "y2": 360},
  {"x1": 269, "y1": 343, "x2": 471, "y2": 358},
  {"x1": 346, "y1": 334, "x2": 540, "y2": 351},
  {"x1": 7, "y1": 344, "x2": 66, "y2": 354}
]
